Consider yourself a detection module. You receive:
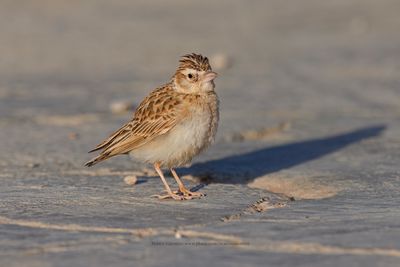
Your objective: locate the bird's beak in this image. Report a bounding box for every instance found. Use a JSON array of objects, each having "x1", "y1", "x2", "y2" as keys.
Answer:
[{"x1": 202, "y1": 71, "x2": 218, "y2": 83}]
